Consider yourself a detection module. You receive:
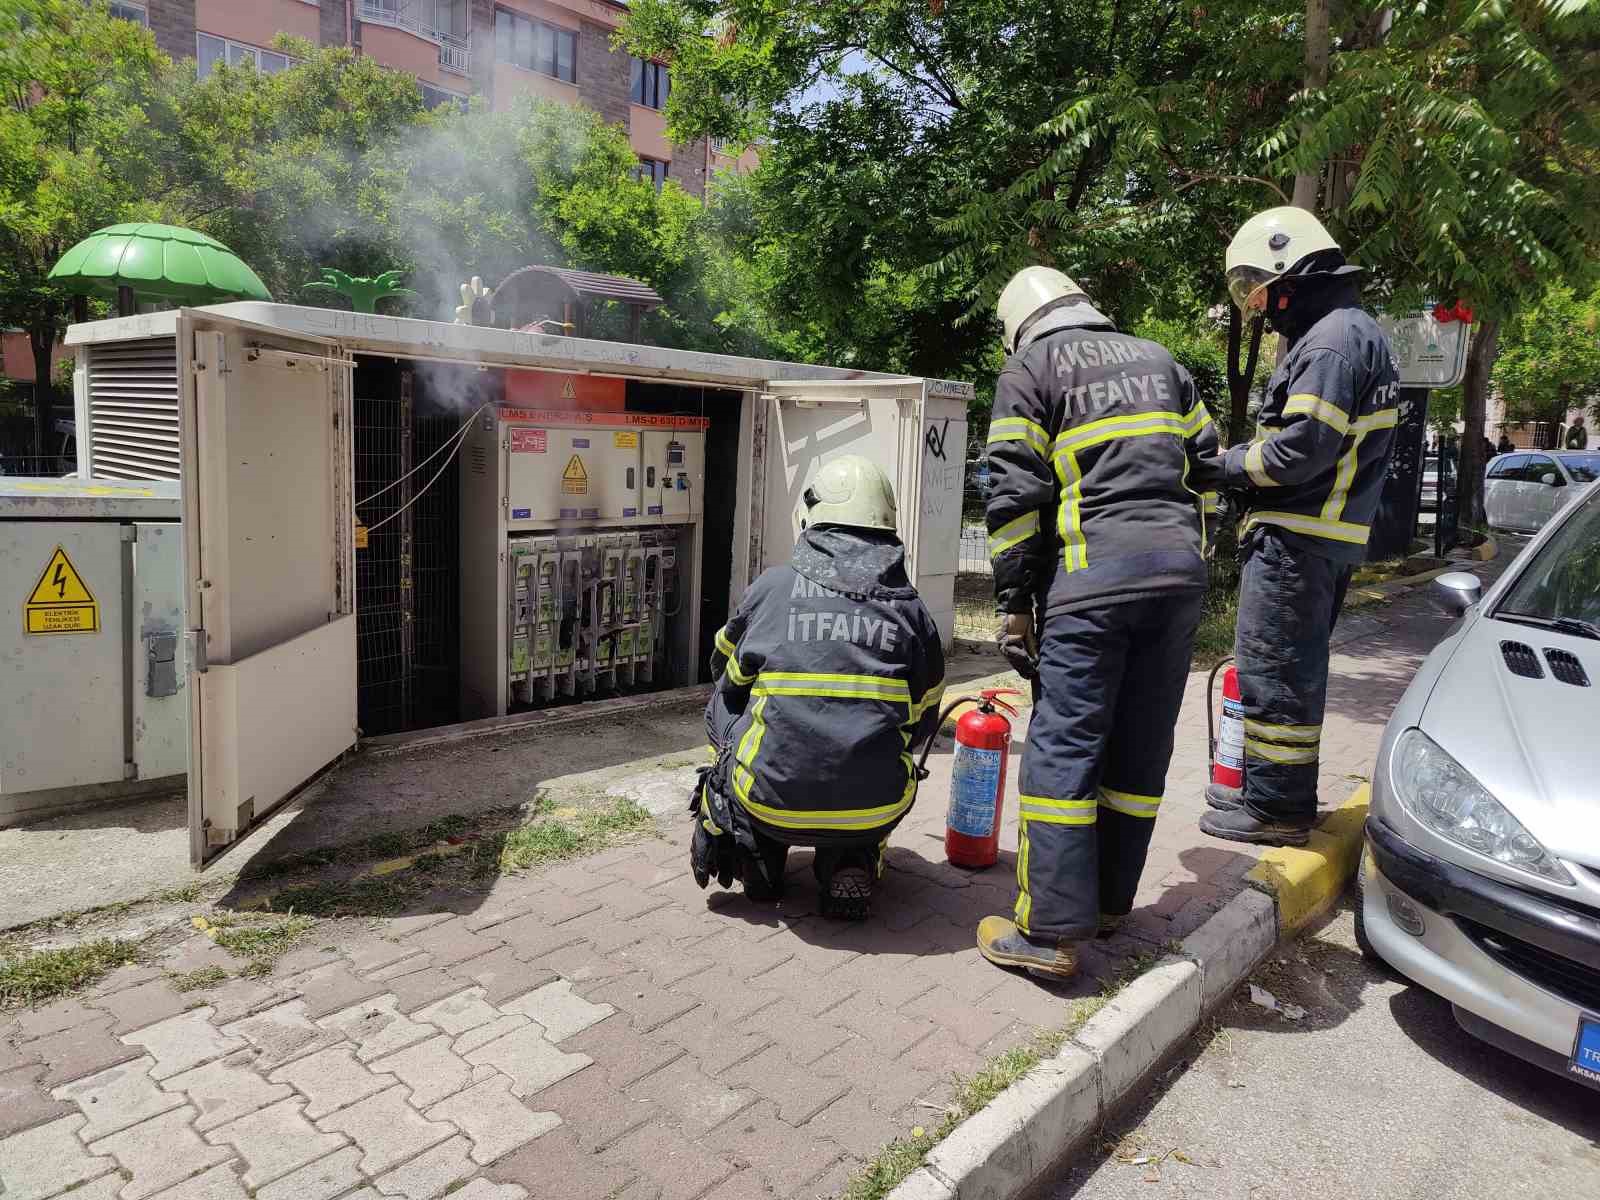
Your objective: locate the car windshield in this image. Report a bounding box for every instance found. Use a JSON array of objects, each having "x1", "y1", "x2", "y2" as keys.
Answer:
[
  {"x1": 1497, "y1": 487, "x2": 1600, "y2": 625},
  {"x1": 1558, "y1": 453, "x2": 1600, "y2": 484}
]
